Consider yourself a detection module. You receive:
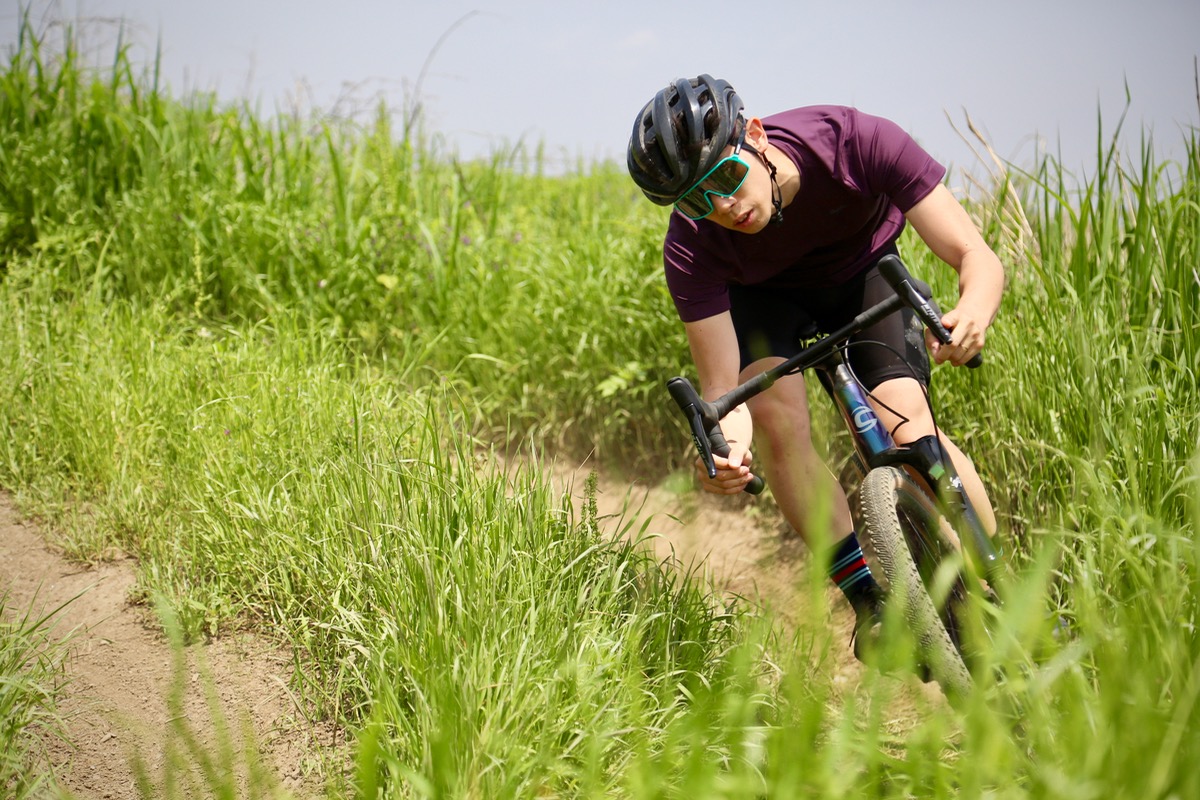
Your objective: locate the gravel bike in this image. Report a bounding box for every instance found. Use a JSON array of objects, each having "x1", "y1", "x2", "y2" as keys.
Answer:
[{"x1": 666, "y1": 254, "x2": 1003, "y2": 698}]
